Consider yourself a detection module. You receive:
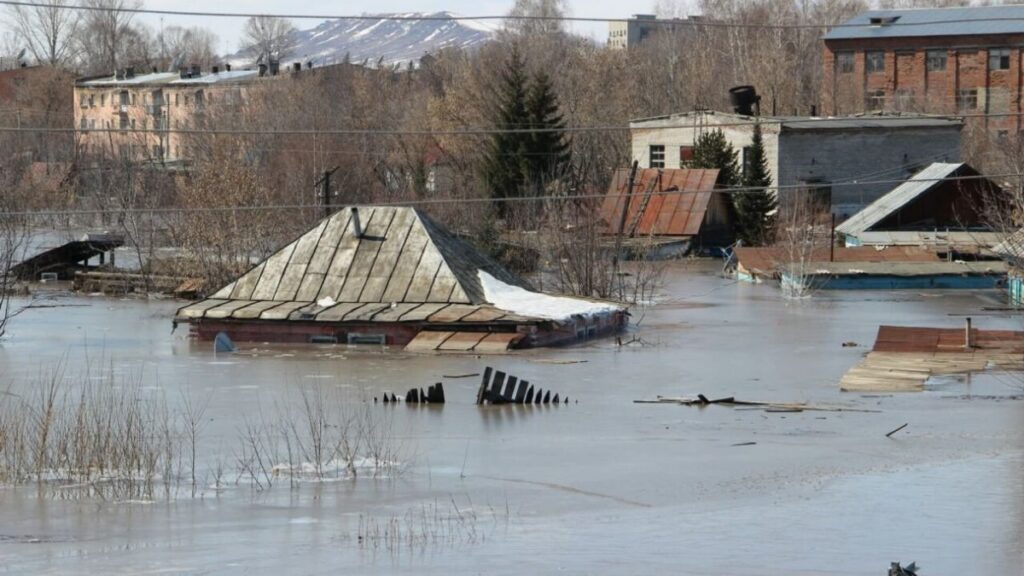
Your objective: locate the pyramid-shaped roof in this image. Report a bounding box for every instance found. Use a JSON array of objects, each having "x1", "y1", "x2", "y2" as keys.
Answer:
[{"x1": 208, "y1": 205, "x2": 530, "y2": 306}]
